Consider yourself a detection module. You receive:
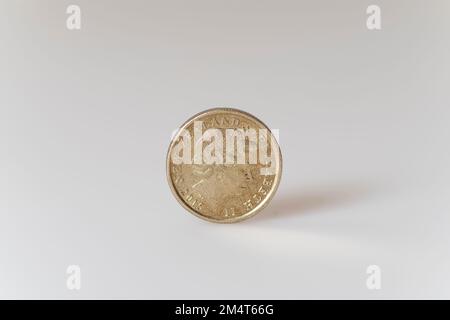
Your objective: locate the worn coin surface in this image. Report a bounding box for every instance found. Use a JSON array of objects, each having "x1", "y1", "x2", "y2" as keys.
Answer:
[{"x1": 166, "y1": 108, "x2": 282, "y2": 223}]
